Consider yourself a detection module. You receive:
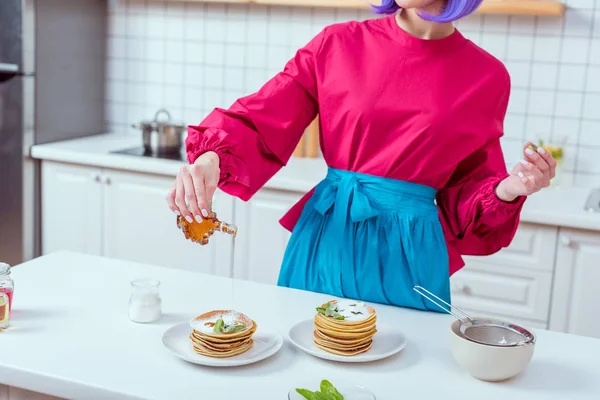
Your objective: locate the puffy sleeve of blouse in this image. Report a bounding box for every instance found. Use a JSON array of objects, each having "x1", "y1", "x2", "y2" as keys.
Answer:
[
  {"x1": 436, "y1": 76, "x2": 526, "y2": 259},
  {"x1": 185, "y1": 29, "x2": 326, "y2": 201}
]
